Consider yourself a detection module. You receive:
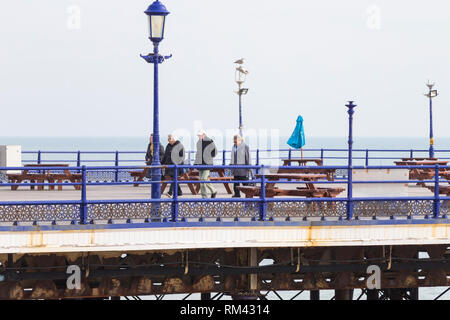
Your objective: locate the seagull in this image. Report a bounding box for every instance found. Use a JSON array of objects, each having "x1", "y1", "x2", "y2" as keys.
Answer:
[
  {"x1": 236, "y1": 65, "x2": 249, "y2": 74},
  {"x1": 234, "y1": 58, "x2": 245, "y2": 64}
]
